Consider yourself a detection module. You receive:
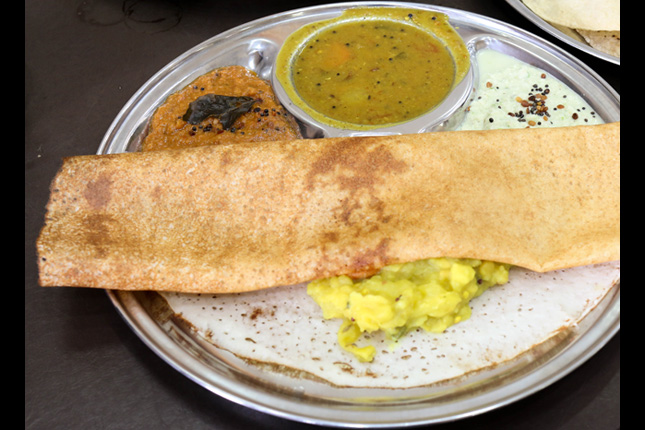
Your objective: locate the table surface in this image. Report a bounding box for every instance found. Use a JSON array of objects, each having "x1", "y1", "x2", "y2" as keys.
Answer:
[{"x1": 25, "y1": 1, "x2": 620, "y2": 429}]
